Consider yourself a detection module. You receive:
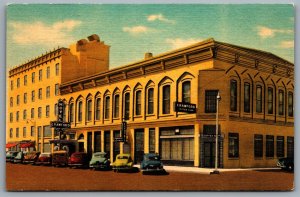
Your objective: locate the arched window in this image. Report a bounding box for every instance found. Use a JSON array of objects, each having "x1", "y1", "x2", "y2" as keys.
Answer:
[
  {"x1": 147, "y1": 88, "x2": 154, "y2": 114},
  {"x1": 135, "y1": 90, "x2": 142, "y2": 115},
  {"x1": 95, "y1": 98, "x2": 101, "y2": 120},
  {"x1": 278, "y1": 90, "x2": 284, "y2": 116},
  {"x1": 104, "y1": 96, "x2": 110, "y2": 120},
  {"x1": 162, "y1": 85, "x2": 171, "y2": 114},
  {"x1": 182, "y1": 81, "x2": 191, "y2": 103},
  {"x1": 268, "y1": 87, "x2": 273, "y2": 114},
  {"x1": 124, "y1": 93, "x2": 130, "y2": 120},
  {"x1": 256, "y1": 85, "x2": 262, "y2": 113},
  {"x1": 244, "y1": 82, "x2": 250, "y2": 113},
  {"x1": 87, "y1": 99, "x2": 92, "y2": 121},
  {"x1": 230, "y1": 80, "x2": 237, "y2": 111},
  {"x1": 288, "y1": 92, "x2": 293, "y2": 117},
  {"x1": 78, "y1": 101, "x2": 83, "y2": 122},
  {"x1": 69, "y1": 103, "x2": 74, "y2": 123},
  {"x1": 114, "y1": 95, "x2": 120, "y2": 118}
]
